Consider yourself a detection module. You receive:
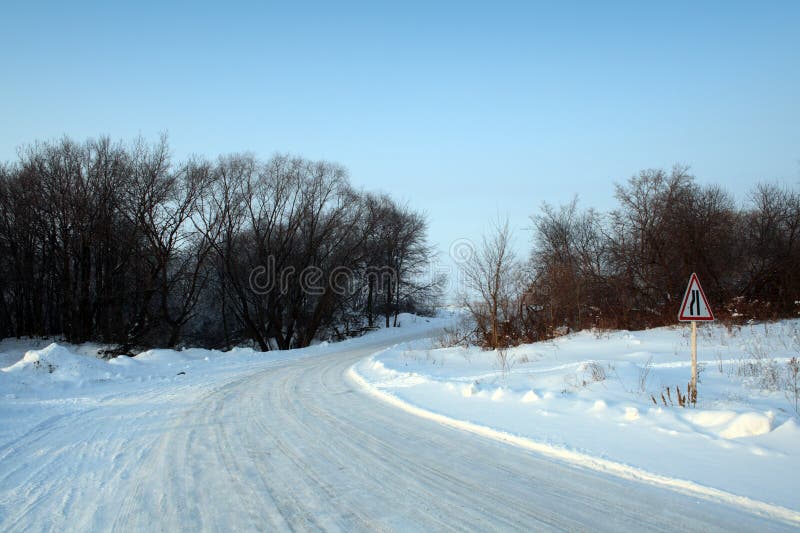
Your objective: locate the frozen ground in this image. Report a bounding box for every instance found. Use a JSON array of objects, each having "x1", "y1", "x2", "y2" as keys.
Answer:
[
  {"x1": 353, "y1": 320, "x2": 800, "y2": 519},
  {"x1": 1, "y1": 314, "x2": 798, "y2": 531}
]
